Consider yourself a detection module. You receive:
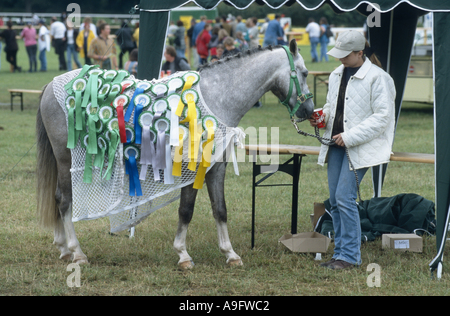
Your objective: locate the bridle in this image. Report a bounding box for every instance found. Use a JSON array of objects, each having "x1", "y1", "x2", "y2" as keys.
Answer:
[
  {"x1": 280, "y1": 46, "x2": 363, "y2": 203},
  {"x1": 280, "y1": 46, "x2": 313, "y2": 119}
]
